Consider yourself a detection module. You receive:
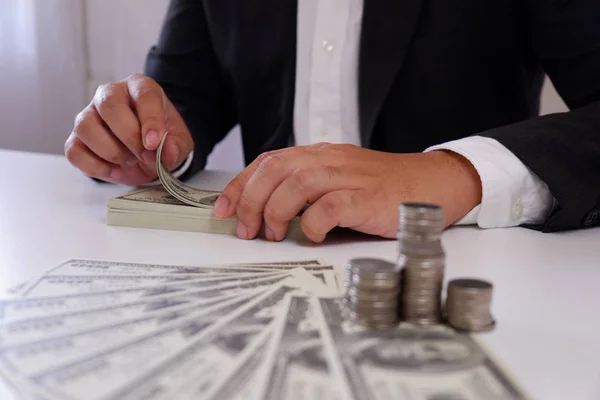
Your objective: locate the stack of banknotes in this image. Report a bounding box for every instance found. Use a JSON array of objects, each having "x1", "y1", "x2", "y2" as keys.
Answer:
[
  {"x1": 107, "y1": 132, "x2": 303, "y2": 237},
  {"x1": 0, "y1": 258, "x2": 531, "y2": 400}
]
